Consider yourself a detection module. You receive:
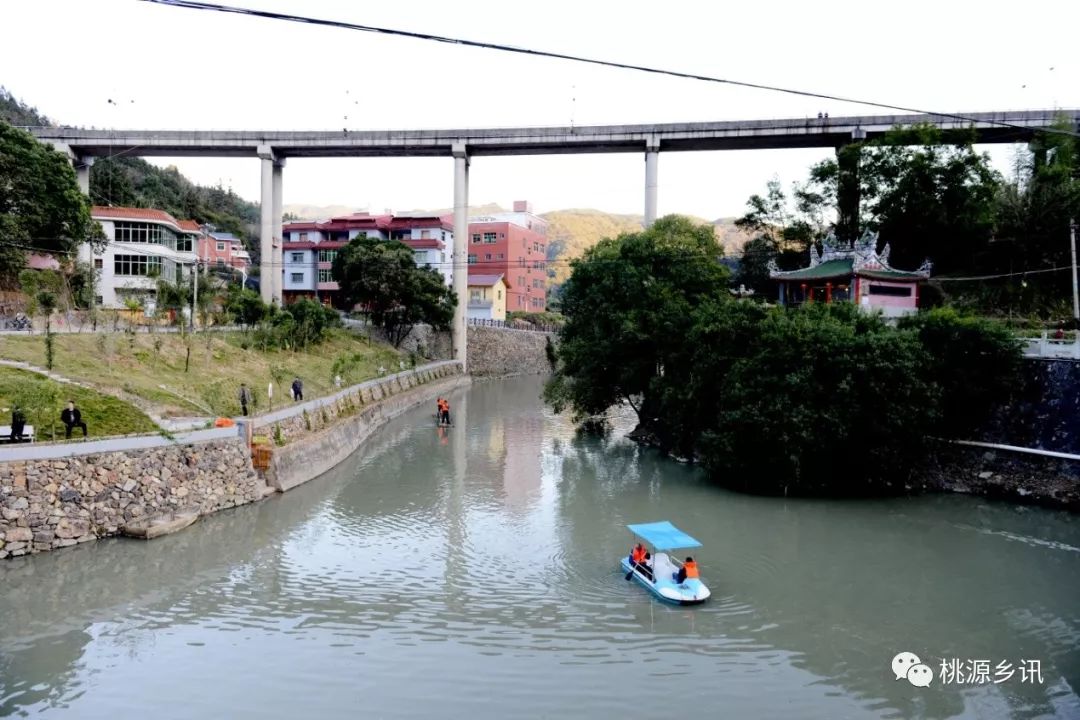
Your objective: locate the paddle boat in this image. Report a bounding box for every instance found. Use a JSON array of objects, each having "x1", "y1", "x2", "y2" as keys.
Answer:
[{"x1": 620, "y1": 521, "x2": 711, "y2": 605}]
